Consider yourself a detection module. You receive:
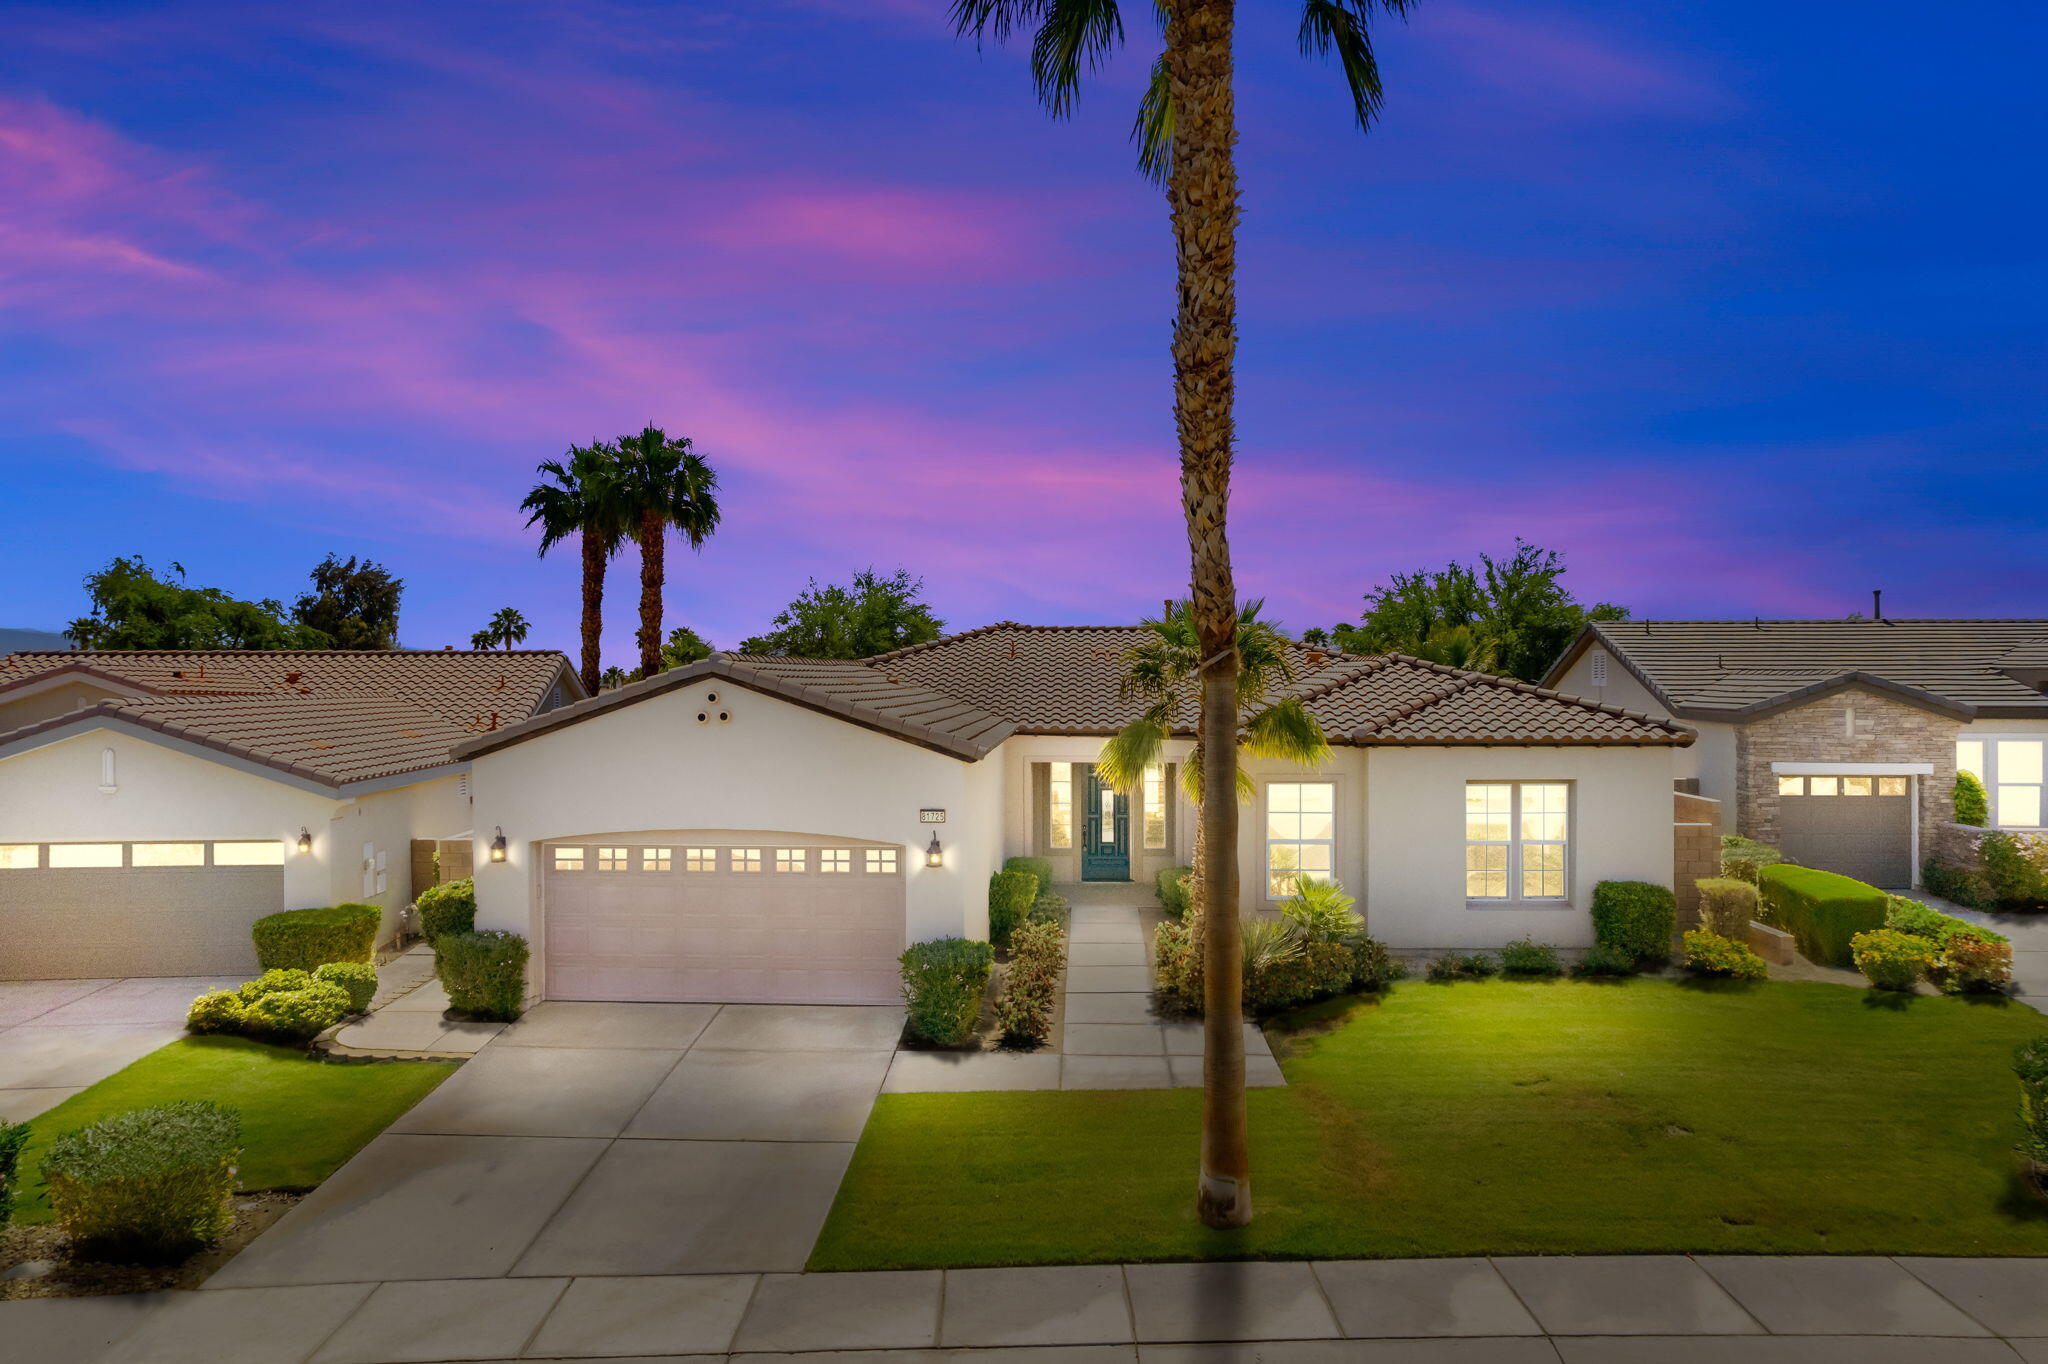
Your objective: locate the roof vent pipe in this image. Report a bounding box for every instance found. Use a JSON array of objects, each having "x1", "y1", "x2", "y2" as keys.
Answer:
[{"x1": 1873, "y1": 589, "x2": 1883, "y2": 621}]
